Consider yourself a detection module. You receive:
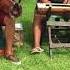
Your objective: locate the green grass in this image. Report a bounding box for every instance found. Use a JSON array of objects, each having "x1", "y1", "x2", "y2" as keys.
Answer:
[{"x1": 1, "y1": 0, "x2": 70, "y2": 70}]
